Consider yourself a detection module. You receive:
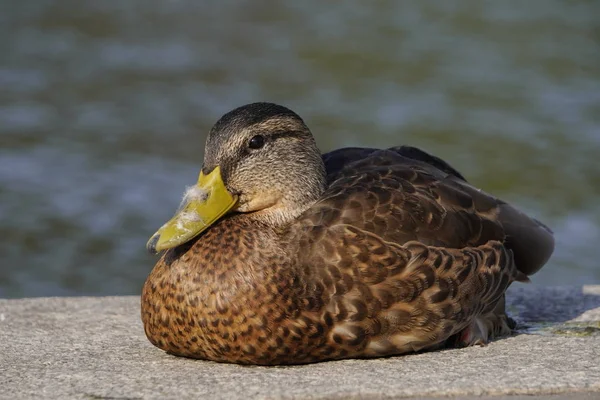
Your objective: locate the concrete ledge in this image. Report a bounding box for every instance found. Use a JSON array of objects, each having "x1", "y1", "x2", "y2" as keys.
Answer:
[{"x1": 1, "y1": 286, "x2": 599, "y2": 400}]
